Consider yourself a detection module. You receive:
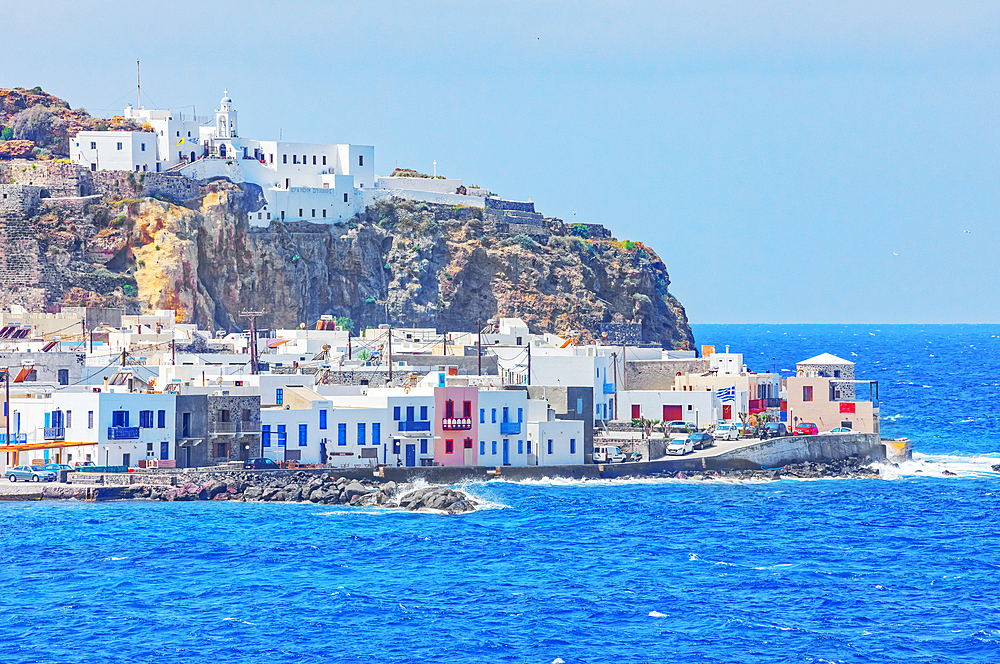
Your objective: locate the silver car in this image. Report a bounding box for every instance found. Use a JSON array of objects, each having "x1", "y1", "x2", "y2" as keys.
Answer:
[{"x1": 7, "y1": 465, "x2": 57, "y2": 482}]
